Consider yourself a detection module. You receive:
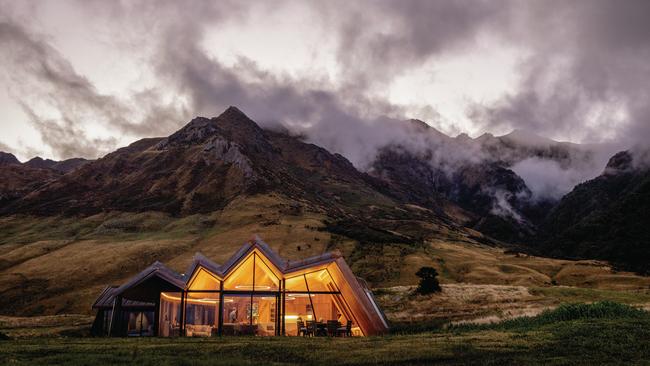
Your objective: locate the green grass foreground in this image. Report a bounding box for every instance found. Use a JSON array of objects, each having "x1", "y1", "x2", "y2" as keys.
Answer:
[{"x1": 1, "y1": 302, "x2": 650, "y2": 365}]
